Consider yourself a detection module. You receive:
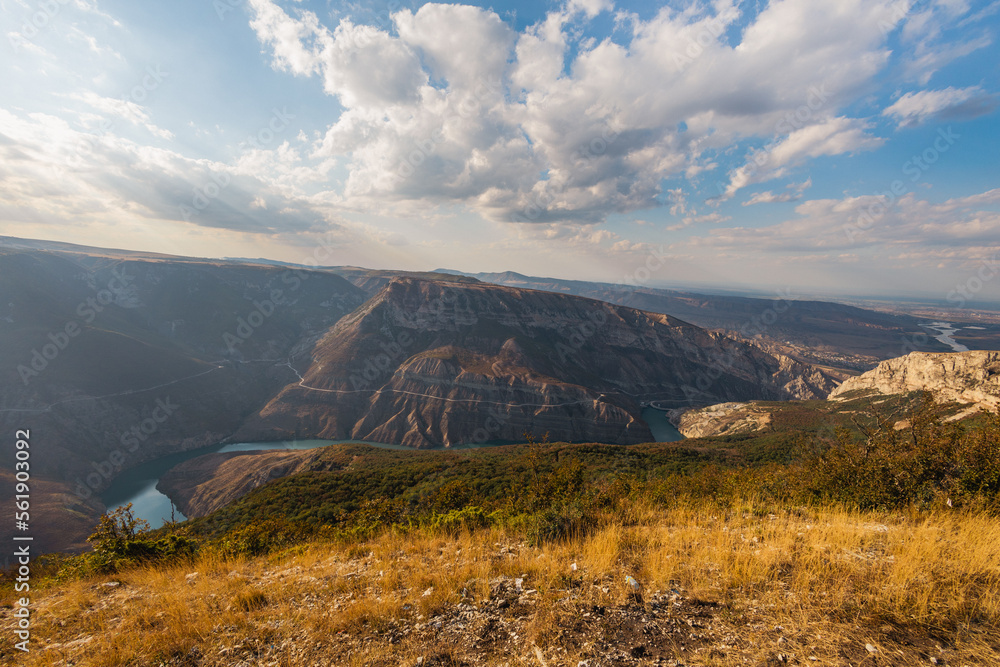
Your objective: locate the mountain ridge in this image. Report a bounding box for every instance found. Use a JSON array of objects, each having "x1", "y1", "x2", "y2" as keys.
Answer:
[{"x1": 235, "y1": 276, "x2": 838, "y2": 448}]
